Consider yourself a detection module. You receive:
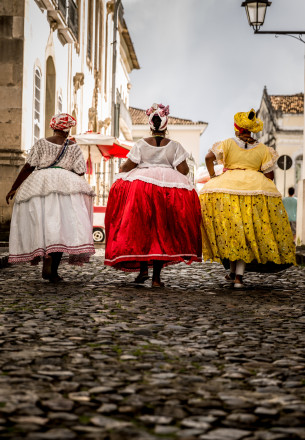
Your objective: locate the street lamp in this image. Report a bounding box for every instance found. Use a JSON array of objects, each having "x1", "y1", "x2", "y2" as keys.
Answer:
[
  {"x1": 242, "y1": 0, "x2": 271, "y2": 32},
  {"x1": 241, "y1": 0, "x2": 305, "y2": 43}
]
